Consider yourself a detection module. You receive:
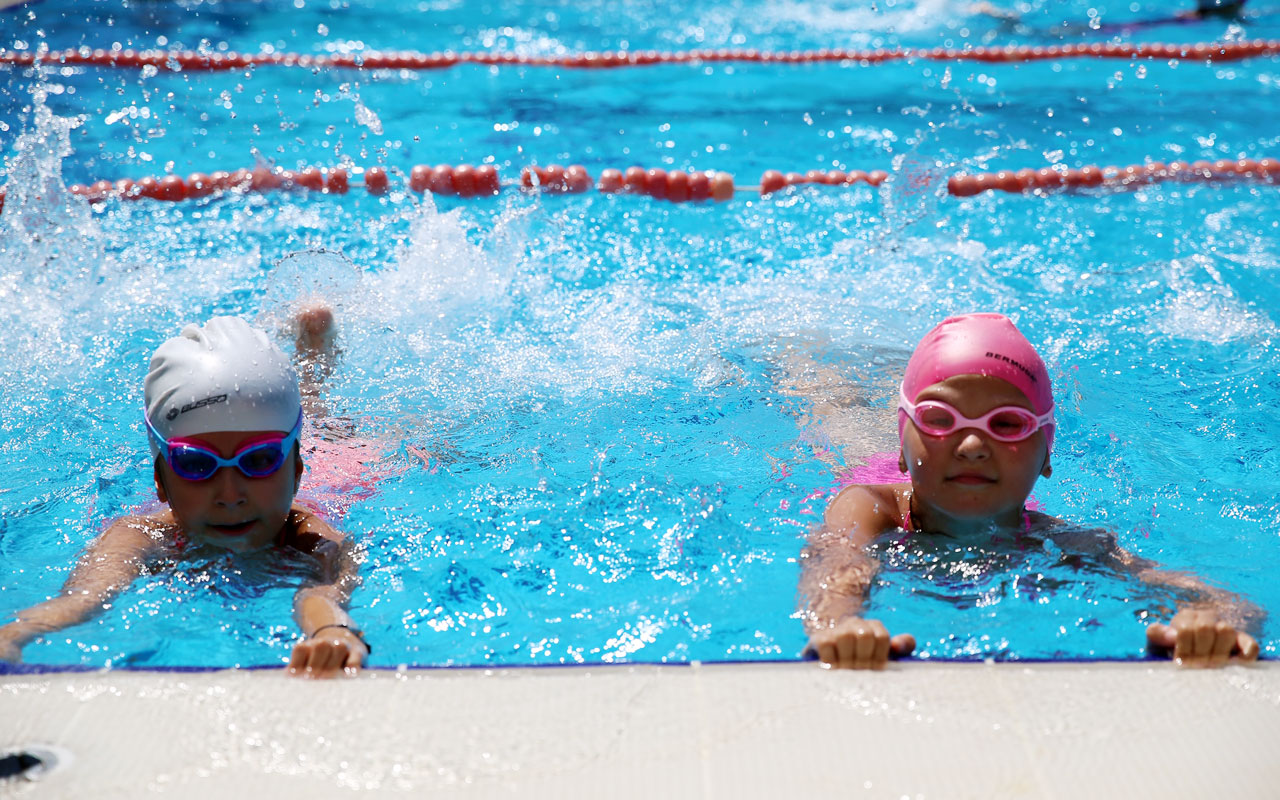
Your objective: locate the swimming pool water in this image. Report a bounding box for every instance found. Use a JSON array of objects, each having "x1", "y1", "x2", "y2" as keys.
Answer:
[{"x1": 1, "y1": 0, "x2": 1278, "y2": 668}]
